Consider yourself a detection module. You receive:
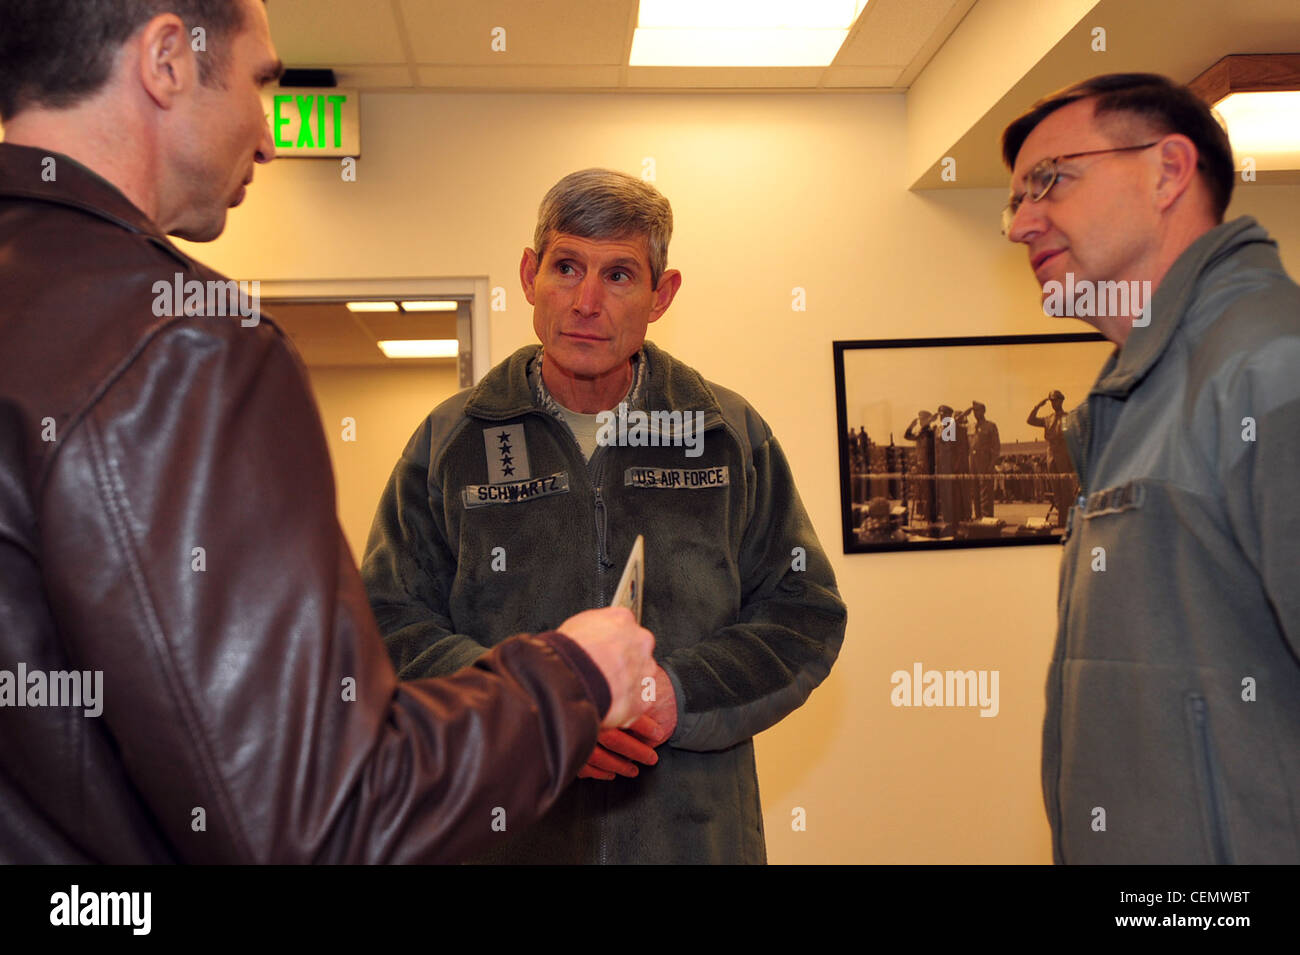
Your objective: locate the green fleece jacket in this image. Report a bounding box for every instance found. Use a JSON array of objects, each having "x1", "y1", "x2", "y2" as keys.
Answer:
[
  {"x1": 1046, "y1": 217, "x2": 1300, "y2": 863},
  {"x1": 362, "y1": 340, "x2": 846, "y2": 863}
]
